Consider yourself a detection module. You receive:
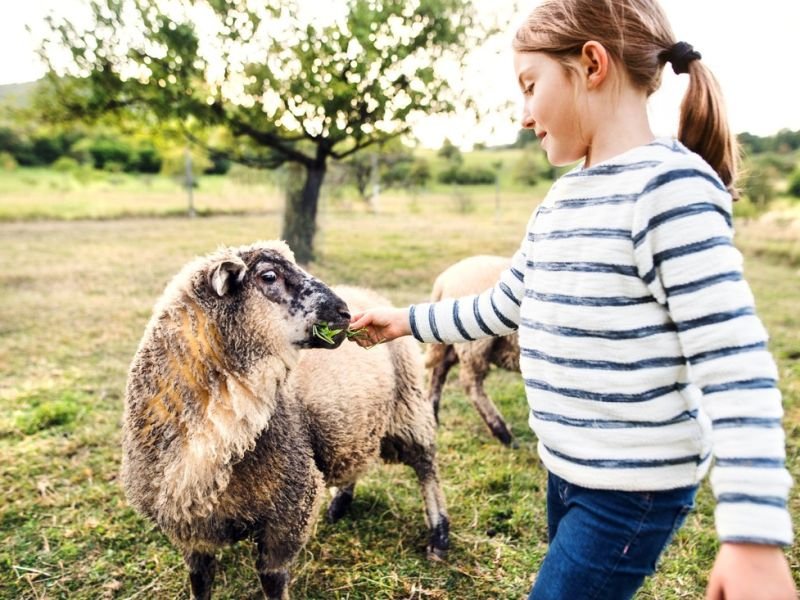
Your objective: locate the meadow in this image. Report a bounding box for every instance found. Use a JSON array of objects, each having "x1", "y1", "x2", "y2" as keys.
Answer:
[{"x1": 0, "y1": 167, "x2": 798, "y2": 599}]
